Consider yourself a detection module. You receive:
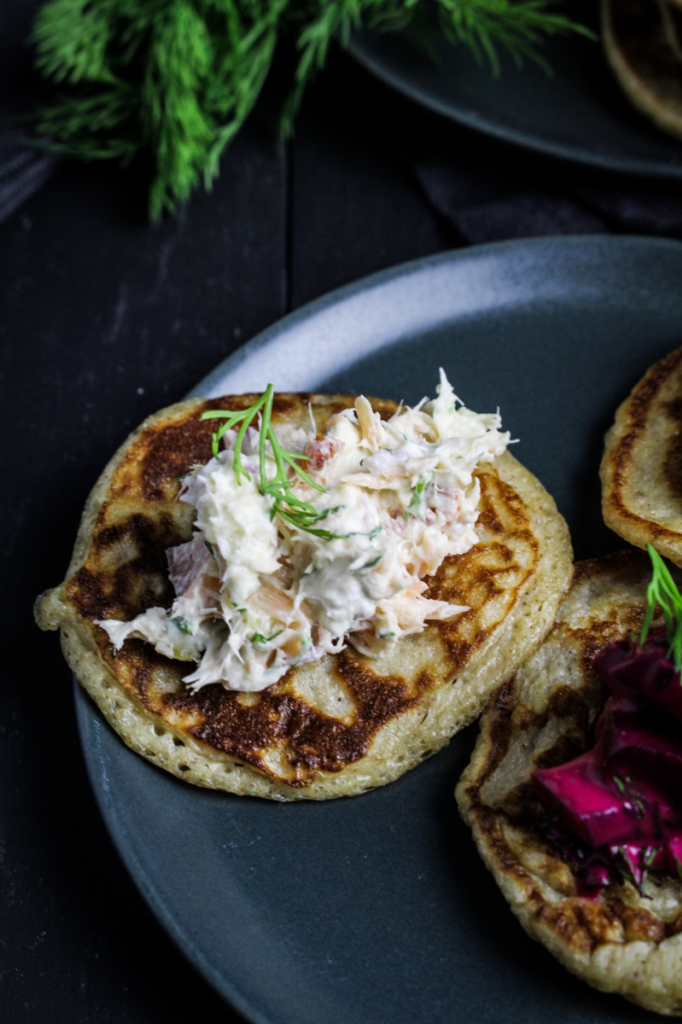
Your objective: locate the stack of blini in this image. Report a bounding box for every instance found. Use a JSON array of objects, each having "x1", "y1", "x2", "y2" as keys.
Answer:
[
  {"x1": 37, "y1": 352, "x2": 682, "y2": 1014},
  {"x1": 459, "y1": 348, "x2": 682, "y2": 1016}
]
